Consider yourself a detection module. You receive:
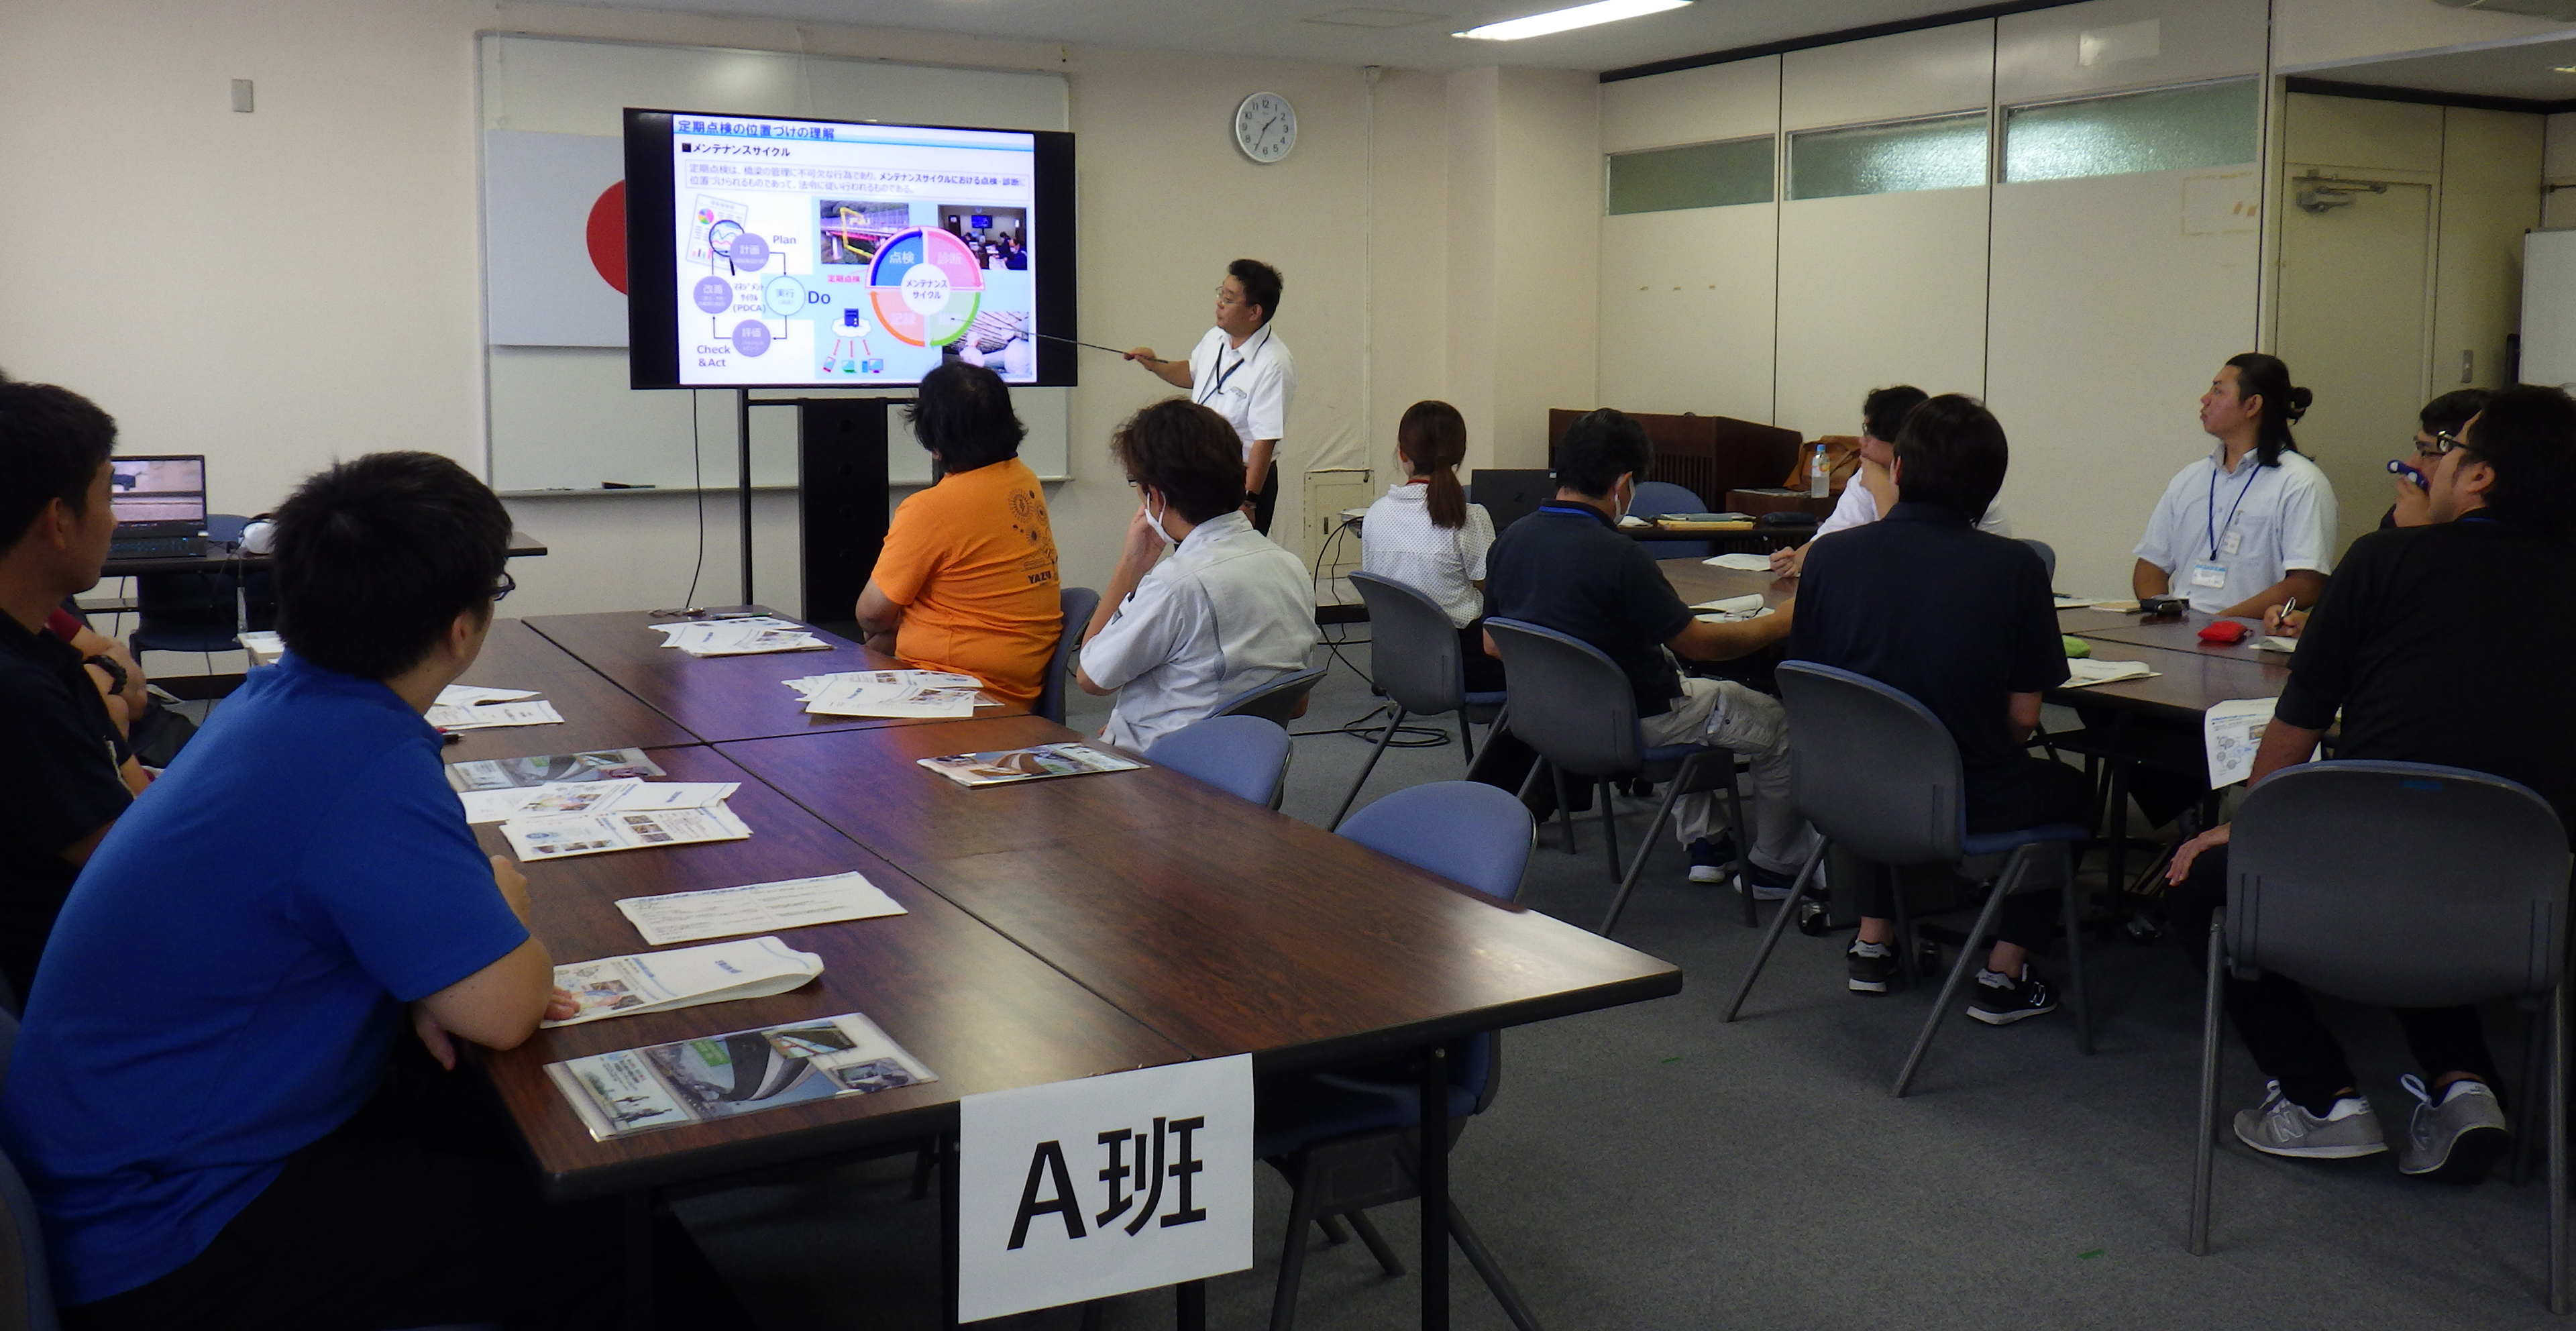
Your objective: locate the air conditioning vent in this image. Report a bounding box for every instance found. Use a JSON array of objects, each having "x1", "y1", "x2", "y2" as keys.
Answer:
[{"x1": 2432, "y1": 0, "x2": 2576, "y2": 21}]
